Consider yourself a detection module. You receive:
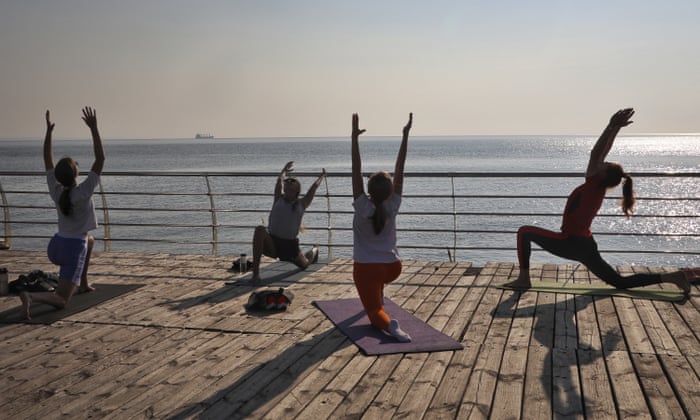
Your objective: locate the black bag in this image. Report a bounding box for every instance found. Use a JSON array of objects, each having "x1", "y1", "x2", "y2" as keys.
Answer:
[
  {"x1": 244, "y1": 287, "x2": 294, "y2": 311},
  {"x1": 8, "y1": 270, "x2": 59, "y2": 294}
]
